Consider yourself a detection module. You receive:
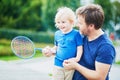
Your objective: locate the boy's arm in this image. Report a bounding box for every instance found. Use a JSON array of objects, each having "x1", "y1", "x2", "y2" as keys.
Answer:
[
  {"x1": 68, "y1": 46, "x2": 83, "y2": 62},
  {"x1": 75, "y1": 46, "x2": 83, "y2": 62}
]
